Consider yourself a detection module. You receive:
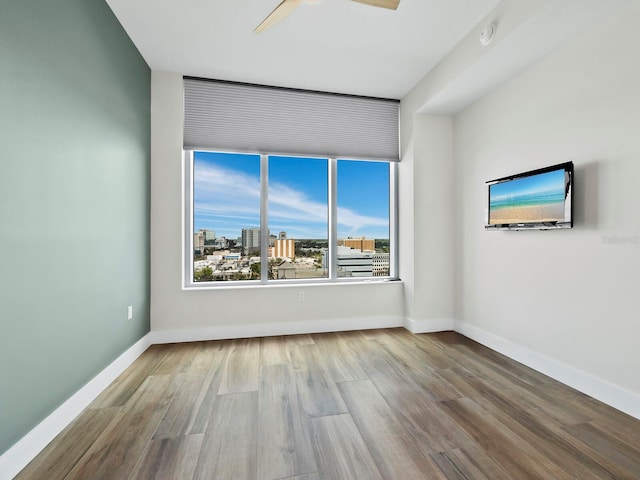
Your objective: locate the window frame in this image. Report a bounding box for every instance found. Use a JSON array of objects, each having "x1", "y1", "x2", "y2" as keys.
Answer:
[{"x1": 183, "y1": 149, "x2": 398, "y2": 288}]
